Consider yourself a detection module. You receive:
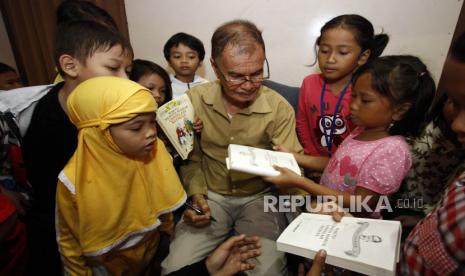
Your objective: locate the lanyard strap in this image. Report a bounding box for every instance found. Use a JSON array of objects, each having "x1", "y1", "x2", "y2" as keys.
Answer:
[{"x1": 320, "y1": 81, "x2": 350, "y2": 156}]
